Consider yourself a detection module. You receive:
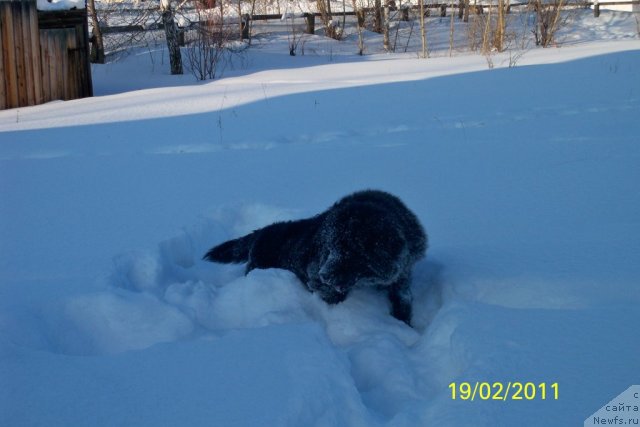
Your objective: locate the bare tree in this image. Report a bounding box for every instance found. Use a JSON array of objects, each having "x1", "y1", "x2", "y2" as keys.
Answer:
[
  {"x1": 352, "y1": 0, "x2": 365, "y2": 54},
  {"x1": 494, "y1": 0, "x2": 506, "y2": 51},
  {"x1": 90, "y1": 1, "x2": 157, "y2": 61},
  {"x1": 317, "y1": 0, "x2": 342, "y2": 39},
  {"x1": 530, "y1": 0, "x2": 566, "y2": 47},
  {"x1": 481, "y1": 1, "x2": 492, "y2": 54},
  {"x1": 467, "y1": 0, "x2": 508, "y2": 55},
  {"x1": 382, "y1": 0, "x2": 390, "y2": 51},
  {"x1": 449, "y1": 0, "x2": 455, "y2": 56},
  {"x1": 161, "y1": 0, "x2": 183, "y2": 74},
  {"x1": 419, "y1": 0, "x2": 428, "y2": 57},
  {"x1": 281, "y1": 2, "x2": 306, "y2": 56},
  {"x1": 185, "y1": 2, "x2": 236, "y2": 80},
  {"x1": 374, "y1": 0, "x2": 383, "y2": 32},
  {"x1": 87, "y1": 0, "x2": 105, "y2": 63}
]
